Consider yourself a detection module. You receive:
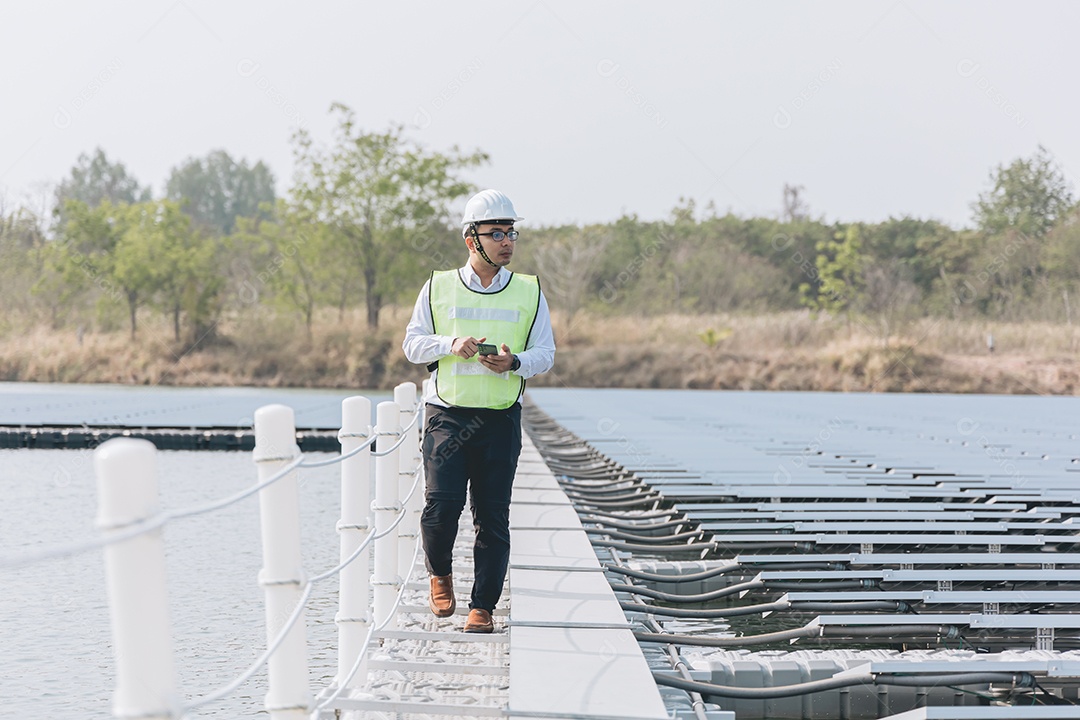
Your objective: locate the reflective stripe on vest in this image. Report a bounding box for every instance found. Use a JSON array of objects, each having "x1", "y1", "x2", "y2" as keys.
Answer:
[{"x1": 430, "y1": 269, "x2": 540, "y2": 410}]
